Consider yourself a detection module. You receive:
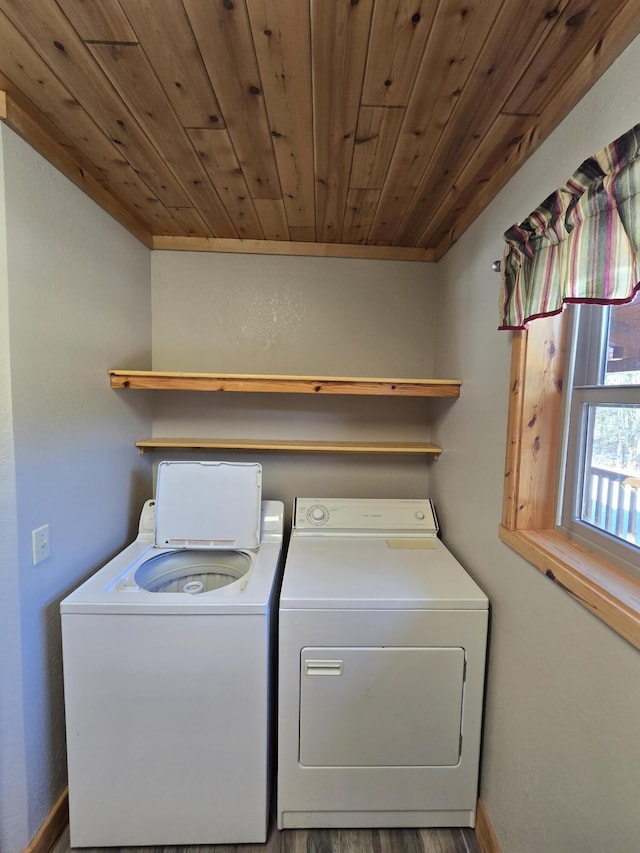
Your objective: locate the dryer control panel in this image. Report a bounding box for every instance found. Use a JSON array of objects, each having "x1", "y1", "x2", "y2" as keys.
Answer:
[{"x1": 293, "y1": 498, "x2": 438, "y2": 536}]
